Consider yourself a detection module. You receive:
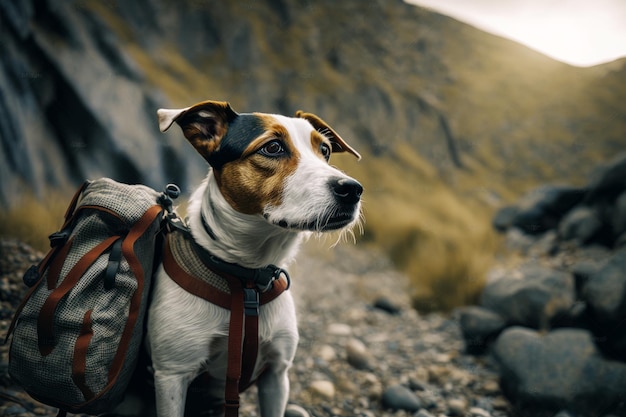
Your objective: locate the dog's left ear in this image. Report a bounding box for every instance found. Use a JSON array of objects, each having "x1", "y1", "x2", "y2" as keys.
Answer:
[
  {"x1": 157, "y1": 101, "x2": 239, "y2": 164},
  {"x1": 296, "y1": 111, "x2": 362, "y2": 160}
]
